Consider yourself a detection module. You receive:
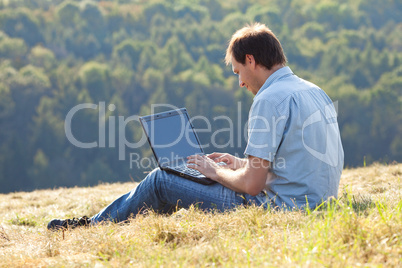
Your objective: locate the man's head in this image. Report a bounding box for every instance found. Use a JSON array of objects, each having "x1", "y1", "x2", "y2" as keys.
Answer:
[{"x1": 225, "y1": 23, "x2": 287, "y2": 70}]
